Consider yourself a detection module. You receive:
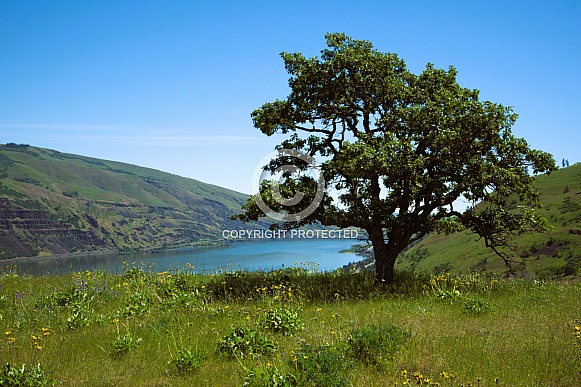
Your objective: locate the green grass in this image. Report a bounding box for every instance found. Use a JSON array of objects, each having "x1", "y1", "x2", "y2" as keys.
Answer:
[
  {"x1": 398, "y1": 163, "x2": 581, "y2": 278},
  {"x1": 1, "y1": 265, "x2": 579, "y2": 386}
]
